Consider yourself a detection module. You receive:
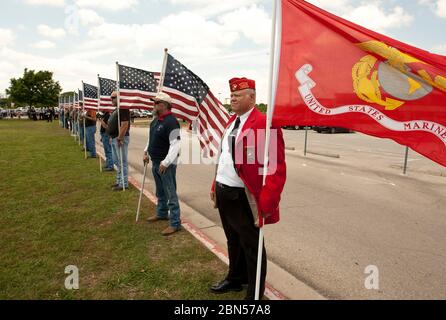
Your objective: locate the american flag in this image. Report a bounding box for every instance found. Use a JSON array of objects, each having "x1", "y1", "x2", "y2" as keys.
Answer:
[
  {"x1": 83, "y1": 83, "x2": 99, "y2": 111},
  {"x1": 78, "y1": 89, "x2": 84, "y2": 108},
  {"x1": 162, "y1": 53, "x2": 230, "y2": 156},
  {"x1": 74, "y1": 91, "x2": 80, "y2": 109},
  {"x1": 99, "y1": 77, "x2": 116, "y2": 112},
  {"x1": 68, "y1": 93, "x2": 74, "y2": 109},
  {"x1": 118, "y1": 64, "x2": 160, "y2": 110}
]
